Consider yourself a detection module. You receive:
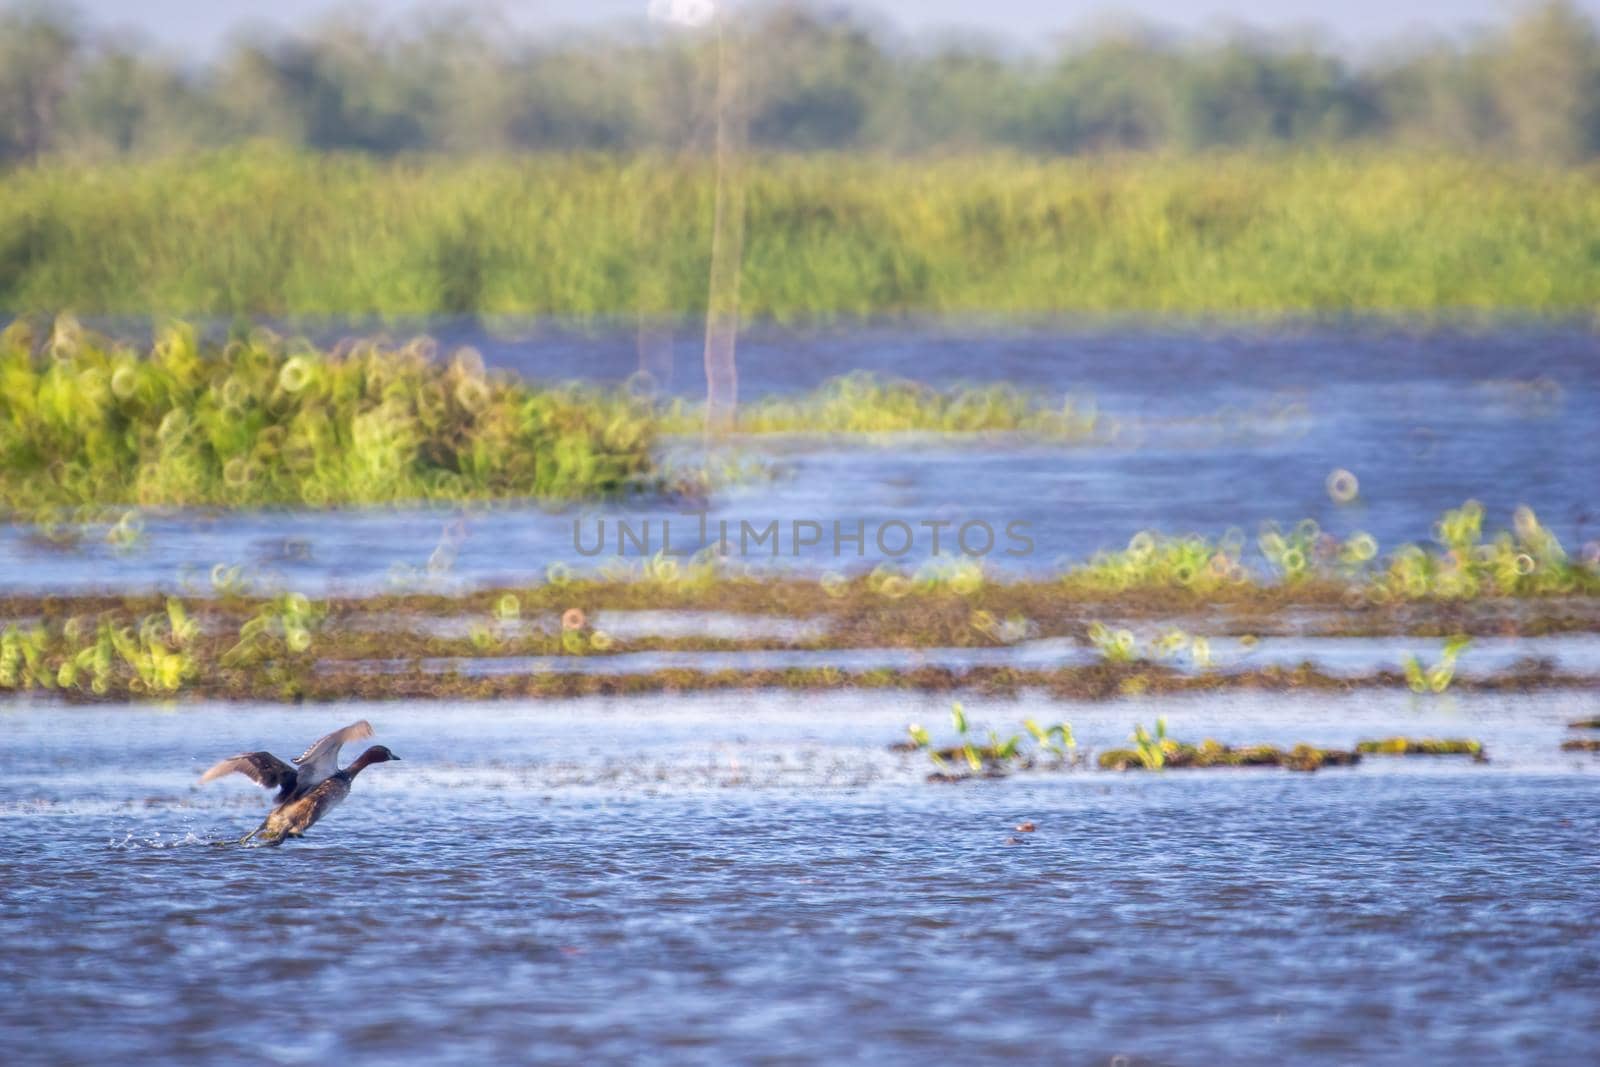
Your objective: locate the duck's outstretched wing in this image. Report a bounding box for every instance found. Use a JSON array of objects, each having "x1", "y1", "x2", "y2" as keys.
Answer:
[
  {"x1": 199, "y1": 751, "x2": 296, "y2": 791},
  {"x1": 292, "y1": 720, "x2": 375, "y2": 781}
]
